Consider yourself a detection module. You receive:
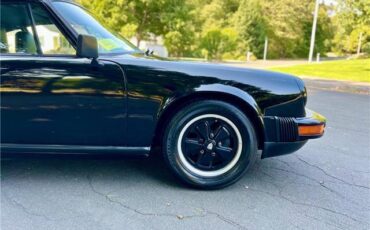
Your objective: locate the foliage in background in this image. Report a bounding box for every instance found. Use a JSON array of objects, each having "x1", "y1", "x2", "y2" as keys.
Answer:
[
  {"x1": 78, "y1": 0, "x2": 369, "y2": 60},
  {"x1": 78, "y1": 0, "x2": 189, "y2": 47},
  {"x1": 332, "y1": 0, "x2": 370, "y2": 54}
]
